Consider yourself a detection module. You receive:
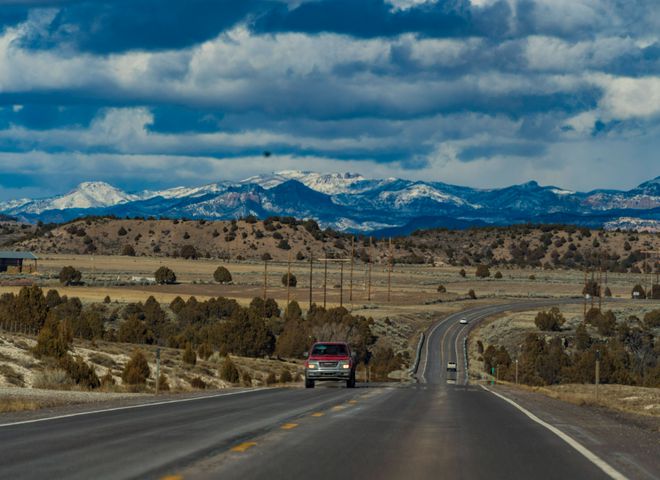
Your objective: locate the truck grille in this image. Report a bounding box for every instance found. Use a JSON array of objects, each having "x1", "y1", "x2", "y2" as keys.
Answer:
[{"x1": 319, "y1": 361, "x2": 338, "y2": 368}]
